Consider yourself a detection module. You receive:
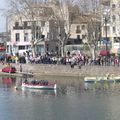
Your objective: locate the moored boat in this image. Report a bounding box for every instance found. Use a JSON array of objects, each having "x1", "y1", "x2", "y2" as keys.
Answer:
[
  {"x1": 84, "y1": 76, "x2": 120, "y2": 83},
  {"x1": 2, "y1": 66, "x2": 16, "y2": 73}
]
